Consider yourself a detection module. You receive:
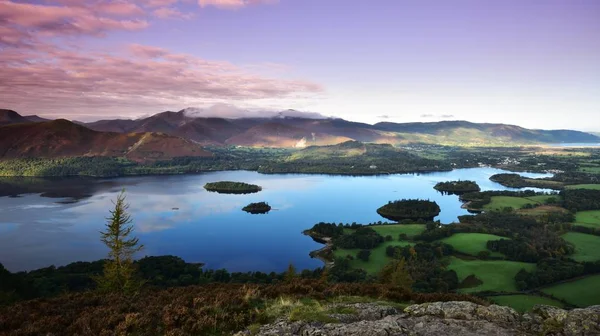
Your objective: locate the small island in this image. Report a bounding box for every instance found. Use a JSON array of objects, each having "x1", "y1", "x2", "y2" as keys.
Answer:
[
  {"x1": 434, "y1": 180, "x2": 481, "y2": 195},
  {"x1": 242, "y1": 202, "x2": 272, "y2": 214},
  {"x1": 376, "y1": 199, "x2": 441, "y2": 221},
  {"x1": 204, "y1": 181, "x2": 262, "y2": 194}
]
